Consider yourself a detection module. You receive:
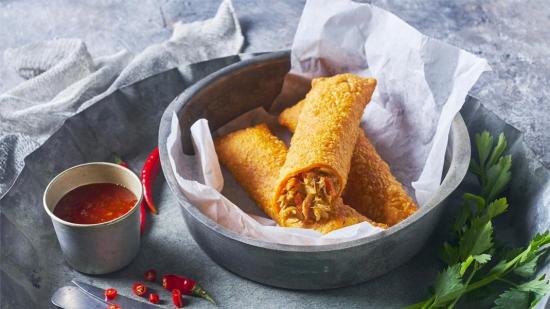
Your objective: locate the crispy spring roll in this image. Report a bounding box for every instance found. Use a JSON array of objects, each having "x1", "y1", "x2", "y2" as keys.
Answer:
[
  {"x1": 279, "y1": 100, "x2": 417, "y2": 226},
  {"x1": 215, "y1": 124, "x2": 286, "y2": 221},
  {"x1": 273, "y1": 74, "x2": 377, "y2": 225},
  {"x1": 214, "y1": 124, "x2": 383, "y2": 233}
]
